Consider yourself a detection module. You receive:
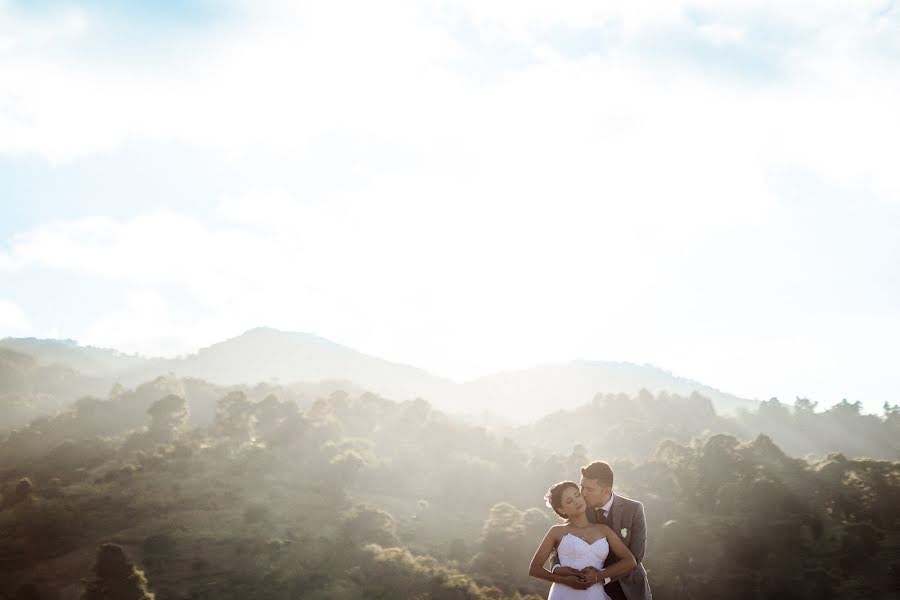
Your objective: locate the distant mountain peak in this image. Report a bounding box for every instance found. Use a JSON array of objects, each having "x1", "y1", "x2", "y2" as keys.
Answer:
[
  {"x1": 0, "y1": 329, "x2": 757, "y2": 421},
  {"x1": 224, "y1": 327, "x2": 342, "y2": 344}
]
